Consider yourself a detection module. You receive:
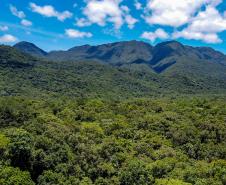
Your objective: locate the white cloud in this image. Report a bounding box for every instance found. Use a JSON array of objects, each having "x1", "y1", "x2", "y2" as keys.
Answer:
[
  {"x1": 173, "y1": 30, "x2": 222, "y2": 43},
  {"x1": 125, "y1": 15, "x2": 138, "y2": 29},
  {"x1": 134, "y1": 0, "x2": 142, "y2": 10},
  {"x1": 144, "y1": 0, "x2": 221, "y2": 27},
  {"x1": 102, "y1": 28, "x2": 122, "y2": 38},
  {"x1": 21, "y1": 19, "x2": 33, "y2": 26},
  {"x1": 76, "y1": 18, "x2": 92, "y2": 27},
  {"x1": 77, "y1": 0, "x2": 137, "y2": 29},
  {"x1": 187, "y1": 6, "x2": 226, "y2": 33},
  {"x1": 141, "y1": 28, "x2": 169, "y2": 42},
  {"x1": 30, "y1": 3, "x2": 72, "y2": 21},
  {"x1": 173, "y1": 6, "x2": 226, "y2": 43},
  {"x1": 0, "y1": 34, "x2": 17, "y2": 43},
  {"x1": 0, "y1": 26, "x2": 9, "y2": 31},
  {"x1": 10, "y1": 5, "x2": 26, "y2": 19},
  {"x1": 82, "y1": 0, "x2": 123, "y2": 29},
  {"x1": 121, "y1": 5, "x2": 129, "y2": 13},
  {"x1": 65, "y1": 29, "x2": 93, "y2": 38},
  {"x1": 9, "y1": 5, "x2": 33, "y2": 28}
]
